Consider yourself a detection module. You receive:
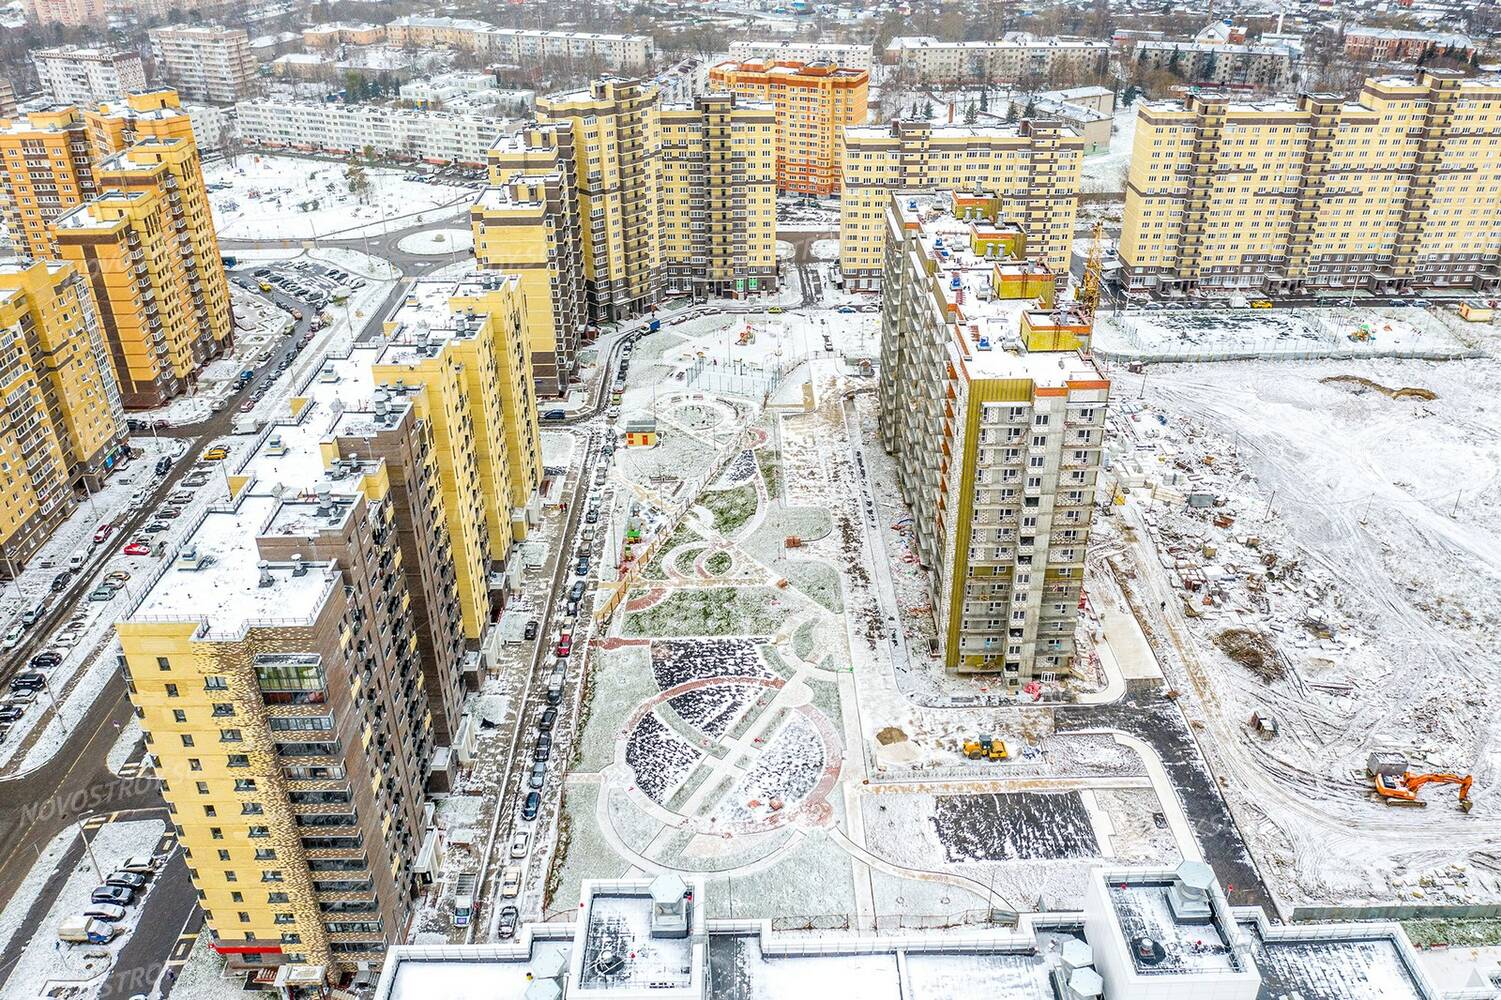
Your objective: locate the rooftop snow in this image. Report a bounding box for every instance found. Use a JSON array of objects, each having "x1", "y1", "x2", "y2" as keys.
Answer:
[
  {"x1": 131, "y1": 493, "x2": 339, "y2": 634},
  {"x1": 1109, "y1": 881, "x2": 1239, "y2": 975},
  {"x1": 380, "y1": 274, "x2": 515, "y2": 364},
  {"x1": 385, "y1": 943, "x2": 572, "y2": 1000},
  {"x1": 578, "y1": 894, "x2": 692, "y2": 990},
  {"x1": 1244, "y1": 923, "x2": 1427, "y2": 1000}
]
